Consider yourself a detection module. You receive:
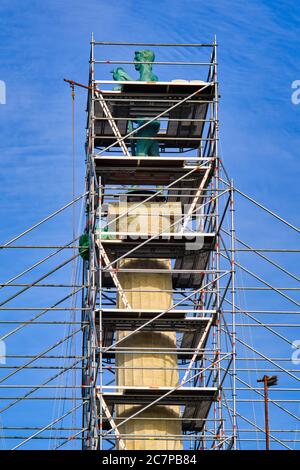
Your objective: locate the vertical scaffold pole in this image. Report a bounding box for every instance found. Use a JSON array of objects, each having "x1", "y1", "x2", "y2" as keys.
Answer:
[
  {"x1": 99, "y1": 175, "x2": 103, "y2": 450},
  {"x1": 213, "y1": 35, "x2": 224, "y2": 449},
  {"x1": 230, "y1": 178, "x2": 237, "y2": 449},
  {"x1": 90, "y1": 32, "x2": 99, "y2": 451},
  {"x1": 83, "y1": 31, "x2": 100, "y2": 451}
]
